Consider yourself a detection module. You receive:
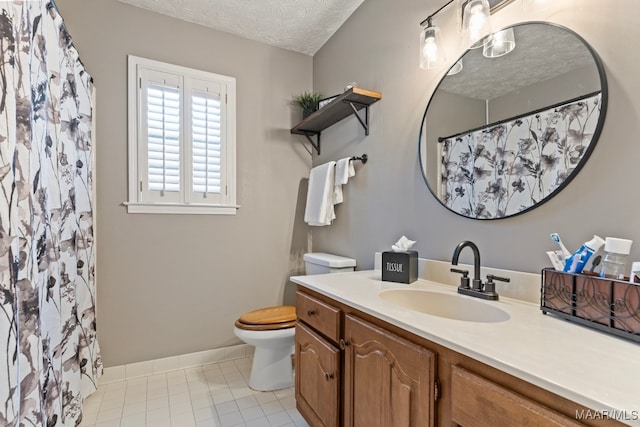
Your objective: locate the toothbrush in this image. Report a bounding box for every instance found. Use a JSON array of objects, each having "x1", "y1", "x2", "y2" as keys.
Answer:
[{"x1": 550, "y1": 233, "x2": 571, "y2": 258}]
